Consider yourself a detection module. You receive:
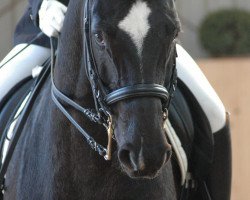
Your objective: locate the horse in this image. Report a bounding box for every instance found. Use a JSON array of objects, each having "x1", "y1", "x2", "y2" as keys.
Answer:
[{"x1": 0, "y1": 0, "x2": 231, "y2": 199}]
